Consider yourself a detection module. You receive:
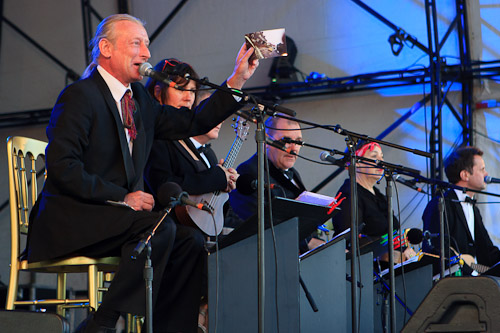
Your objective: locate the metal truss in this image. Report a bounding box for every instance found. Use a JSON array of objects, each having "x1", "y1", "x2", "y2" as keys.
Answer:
[
  {"x1": 0, "y1": 0, "x2": 189, "y2": 126},
  {"x1": 252, "y1": 0, "x2": 492, "y2": 192},
  {"x1": 1, "y1": 1, "x2": 498, "y2": 181}
]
